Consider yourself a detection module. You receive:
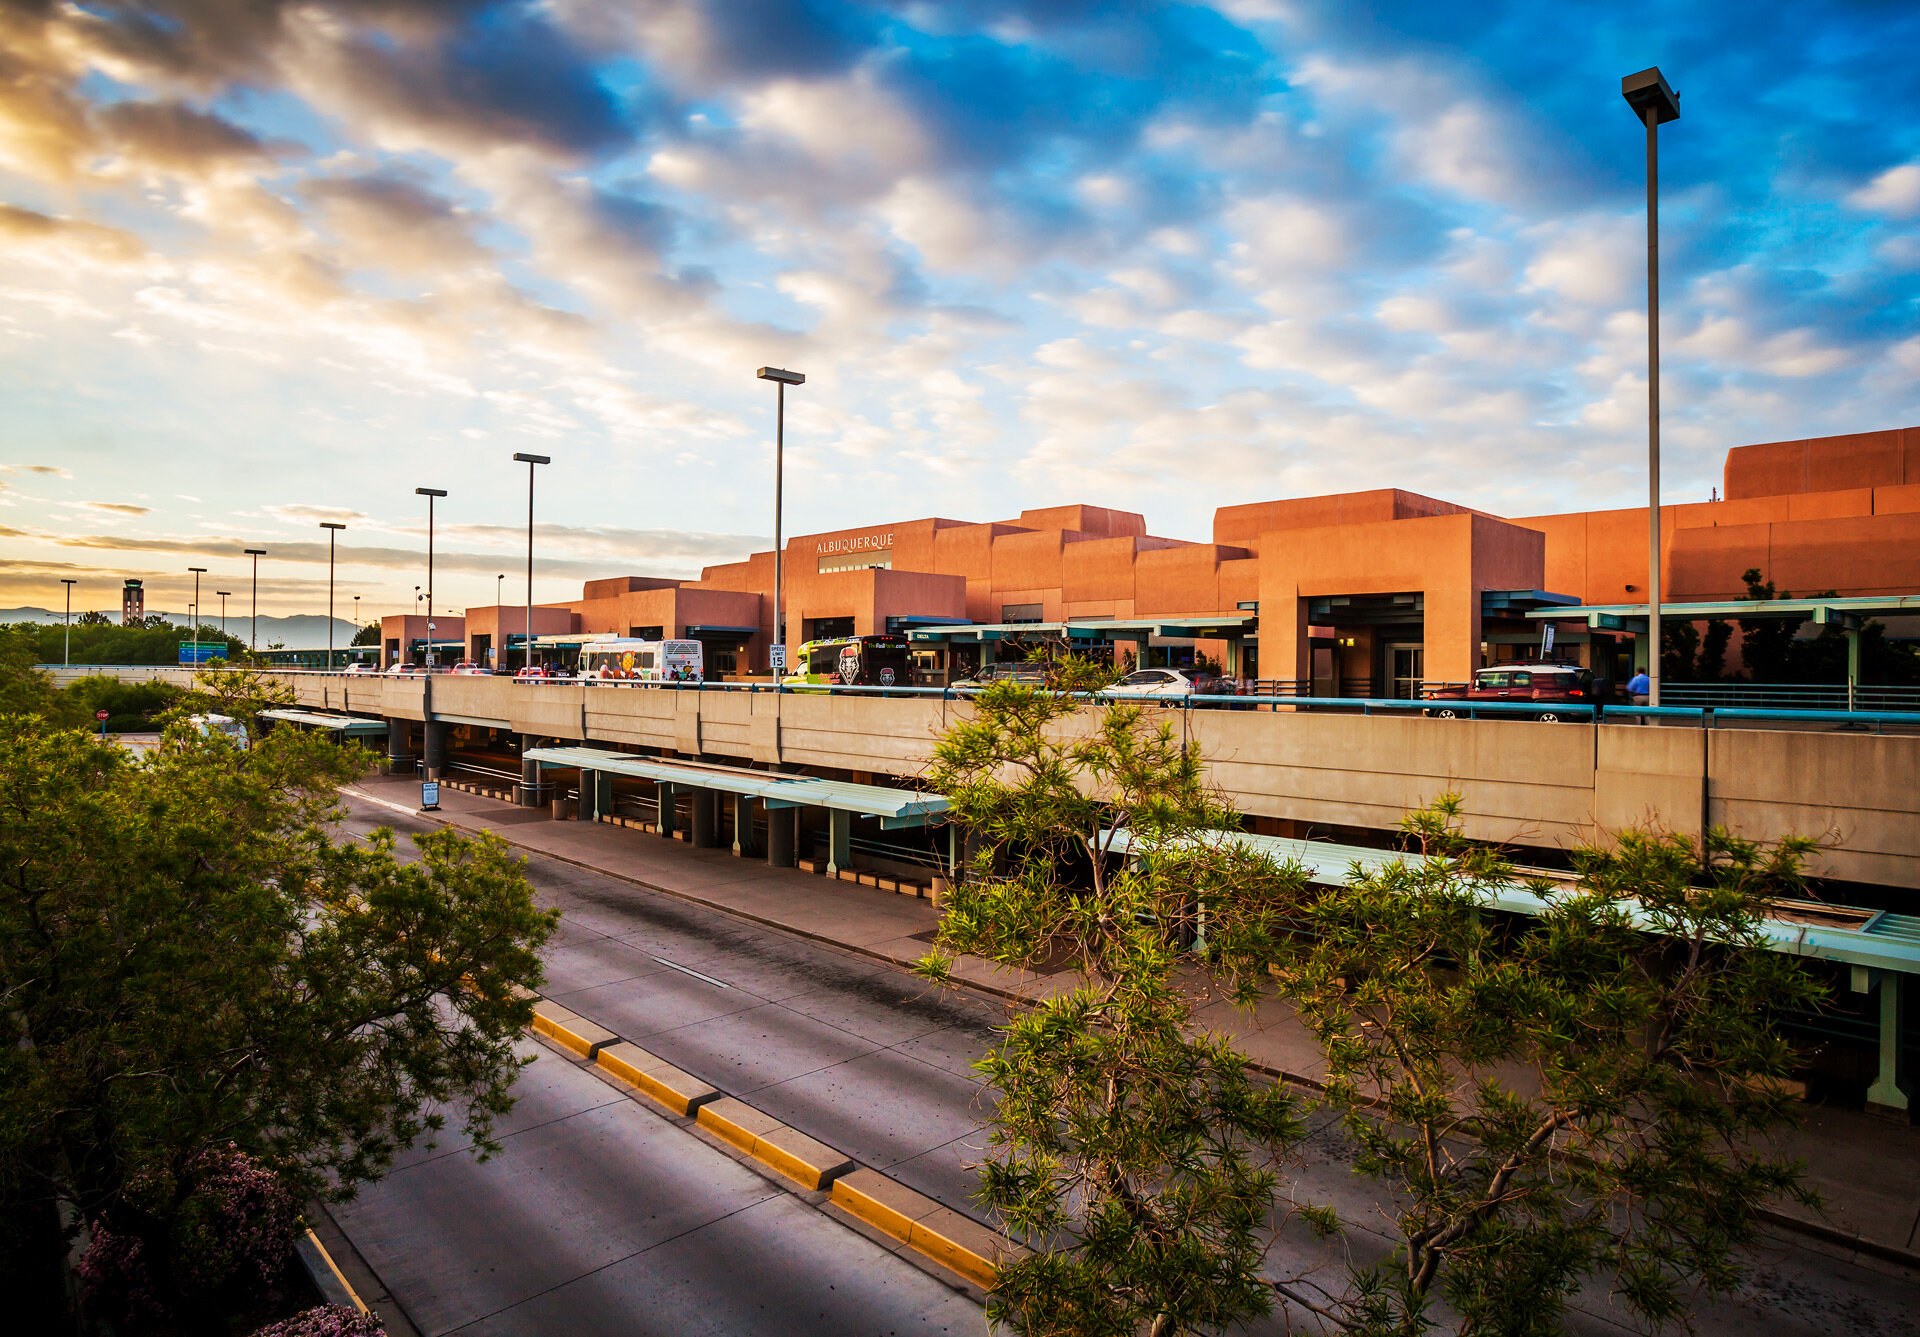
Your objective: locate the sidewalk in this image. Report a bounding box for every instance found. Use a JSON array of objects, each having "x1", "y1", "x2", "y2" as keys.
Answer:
[{"x1": 348, "y1": 774, "x2": 1920, "y2": 1269}]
